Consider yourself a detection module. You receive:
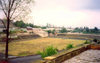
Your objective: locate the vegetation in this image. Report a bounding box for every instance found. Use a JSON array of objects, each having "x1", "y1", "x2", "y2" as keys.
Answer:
[
  {"x1": 52, "y1": 29, "x2": 56, "y2": 34},
  {"x1": 0, "y1": 38, "x2": 85, "y2": 56},
  {"x1": 84, "y1": 40, "x2": 91, "y2": 44},
  {"x1": 37, "y1": 46, "x2": 57, "y2": 58},
  {"x1": 60, "y1": 27, "x2": 67, "y2": 33},
  {"x1": 47, "y1": 30, "x2": 52, "y2": 34},
  {"x1": 73, "y1": 27, "x2": 100, "y2": 34},
  {"x1": 0, "y1": 0, "x2": 34, "y2": 60},
  {"x1": 41, "y1": 26, "x2": 47, "y2": 29},
  {"x1": 14, "y1": 21, "x2": 49, "y2": 28},
  {"x1": 47, "y1": 29, "x2": 56, "y2": 34},
  {"x1": 9, "y1": 30, "x2": 17, "y2": 34},
  {"x1": 66, "y1": 44, "x2": 74, "y2": 49},
  {"x1": 14, "y1": 21, "x2": 34, "y2": 28}
]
